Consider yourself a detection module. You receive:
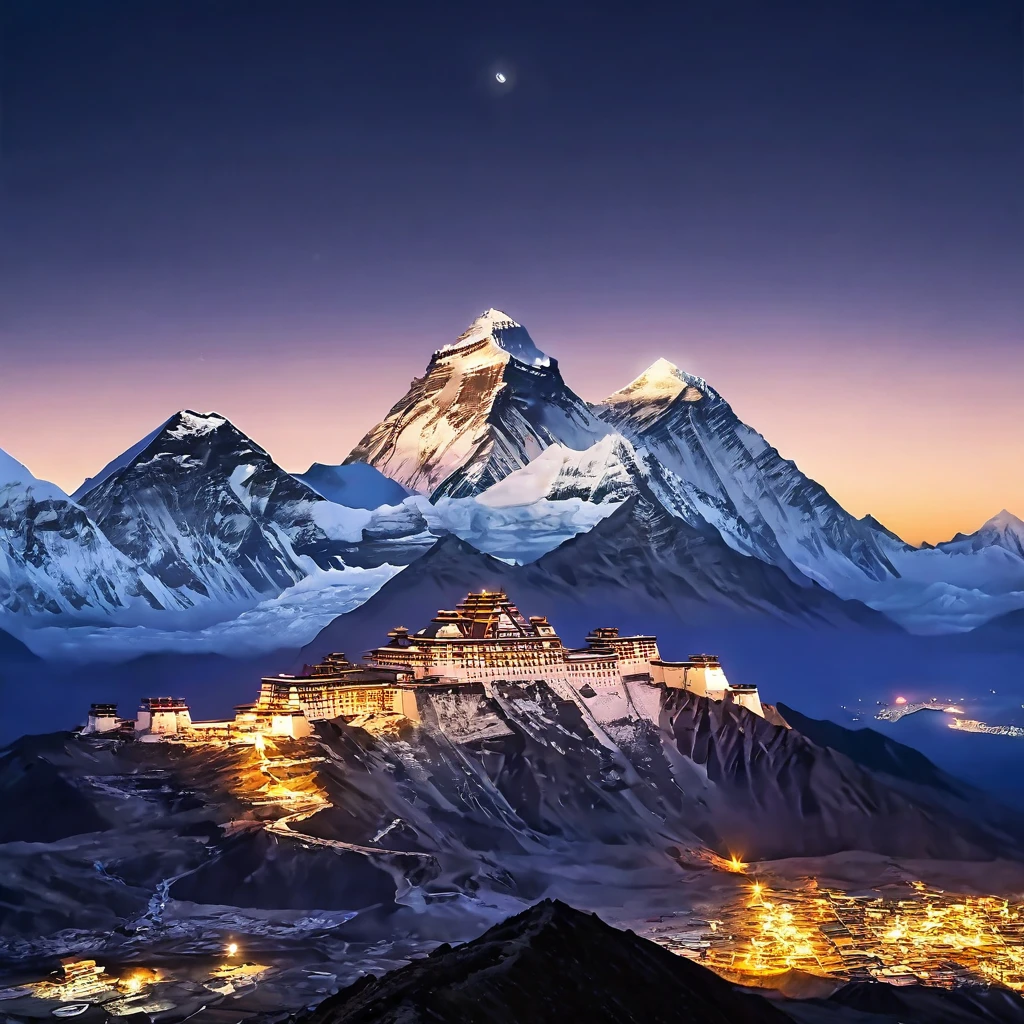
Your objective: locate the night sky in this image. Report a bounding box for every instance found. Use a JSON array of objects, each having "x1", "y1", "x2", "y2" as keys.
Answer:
[{"x1": 1, "y1": 0, "x2": 1020, "y2": 543}]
